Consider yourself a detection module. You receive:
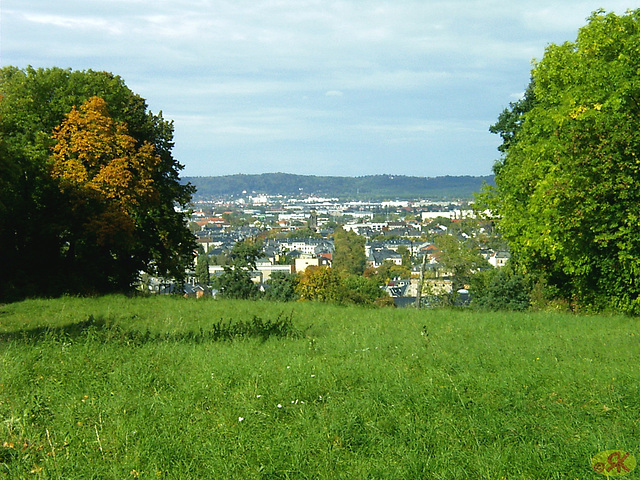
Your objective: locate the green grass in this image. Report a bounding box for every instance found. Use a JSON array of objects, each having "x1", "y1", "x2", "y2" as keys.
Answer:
[{"x1": 1, "y1": 296, "x2": 639, "y2": 479}]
